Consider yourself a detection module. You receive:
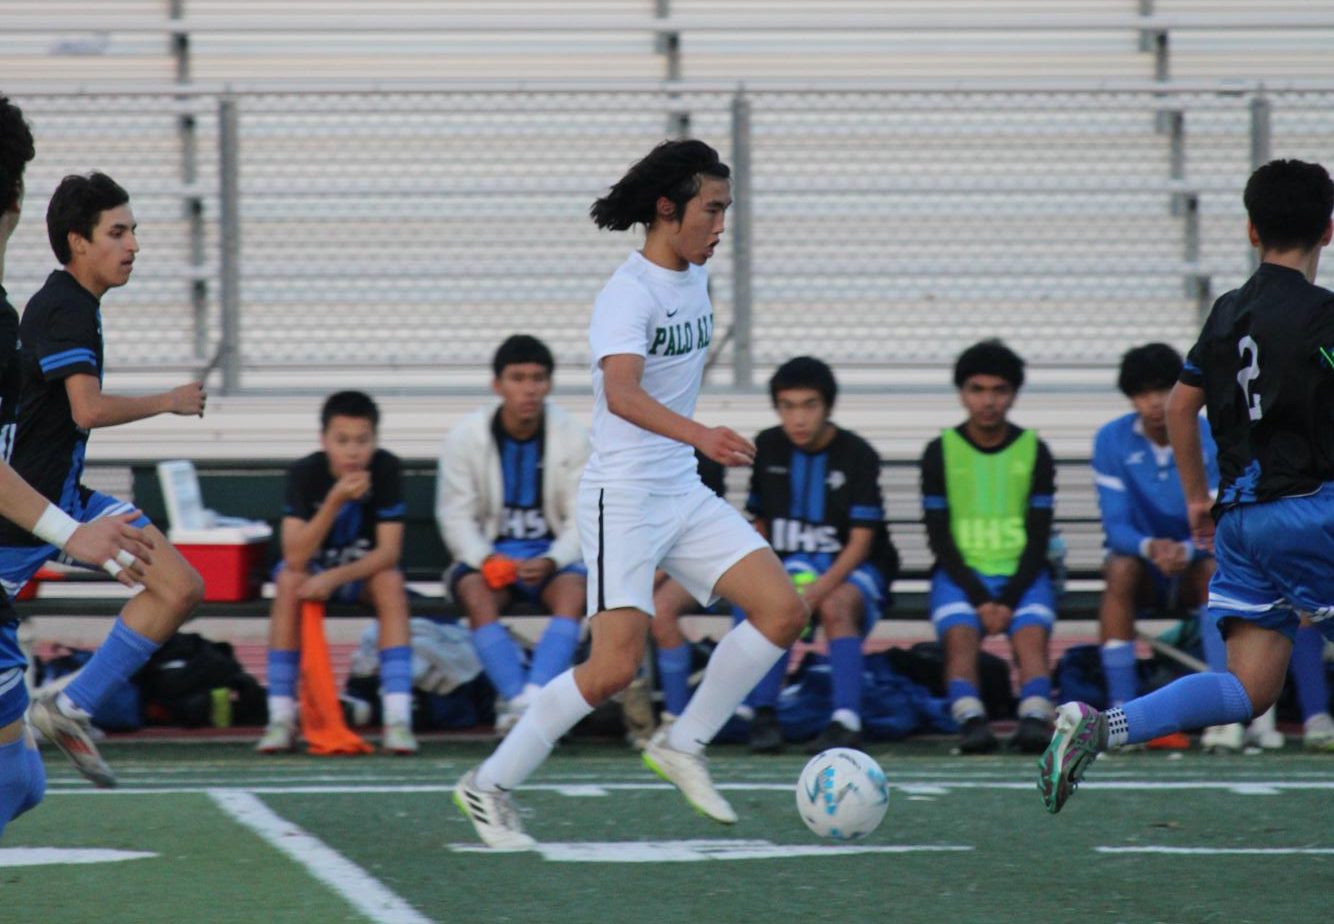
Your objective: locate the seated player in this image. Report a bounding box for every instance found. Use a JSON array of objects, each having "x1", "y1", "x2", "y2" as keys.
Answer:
[
  {"x1": 1, "y1": 171, "x2": 205, "y2": 788},
  {"x1": 737, "y1": 357, "x2": 898, "y2": 754},
  {"x1": 436, "y1": 335, "x2": 589, "y2": 733},
  {"x1": 921, "y1": 340, "x2": 1057, "y2": 755},
  {"x1": 258, "y1": 391, "x2": 417, "y2": 755}
]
